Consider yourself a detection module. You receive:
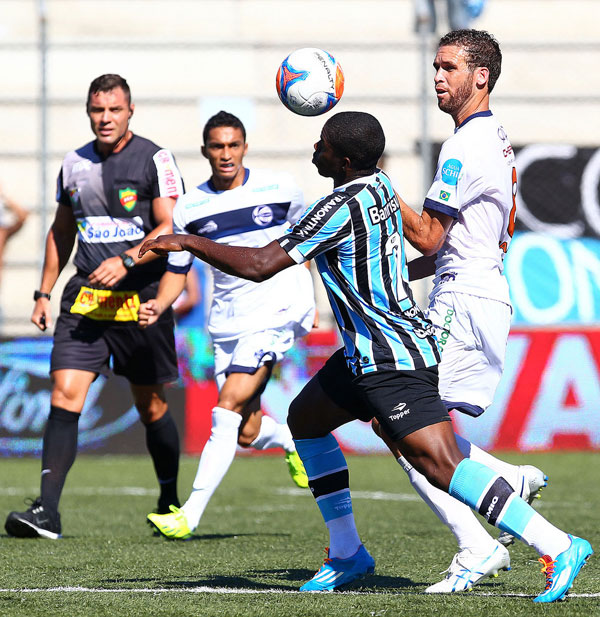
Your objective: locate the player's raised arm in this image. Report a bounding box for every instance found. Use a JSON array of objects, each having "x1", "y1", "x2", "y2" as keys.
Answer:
[{"x1": 139, "y1": 235, "x2": 294, "y2": 283}]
